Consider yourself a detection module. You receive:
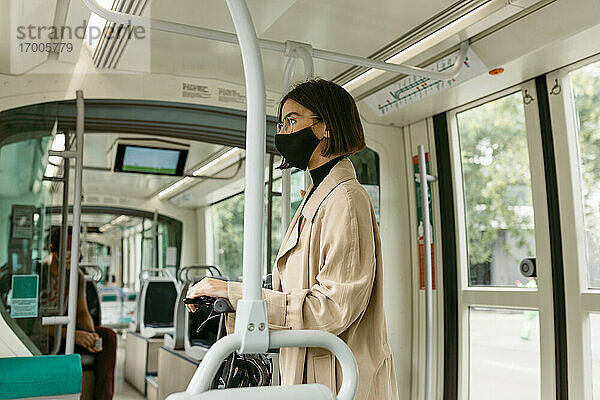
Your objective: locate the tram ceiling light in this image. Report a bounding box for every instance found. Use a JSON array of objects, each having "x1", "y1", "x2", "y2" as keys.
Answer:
[
  {"x1": 100, "y1": 214, "x2": 130, "y2": 232},
  {"x1": 342, "y1": 0, "x2": 507, "y2": 92},
  {"x1": 99, "y1": 223, "x2": 112, "y2": 233},
  {"x1": 158, "y1": 177, "x2": 192, "y2": 198},
  {"x1": 192, "y1": 147, "x2": 242, "y2": 176},
  {"x1": 158, "y1": 147, "x2": 243, "y2": 199},
  {"x1": 111, "y1": 215, "x2": 130, "y2": 225}
]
